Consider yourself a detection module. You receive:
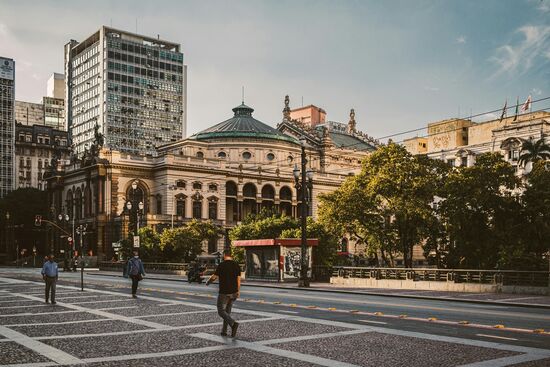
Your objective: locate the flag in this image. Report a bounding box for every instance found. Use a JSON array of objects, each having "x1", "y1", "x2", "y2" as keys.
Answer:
[
  {"x1": 520, "y1": 95, "x2": 531, "y2": 113},
  {"x1": 513, "y1": 97, "x2": 519, "y2": 121},
  {"x1": 499, "y1": 99, "x2": 507, "y2": 122}
]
